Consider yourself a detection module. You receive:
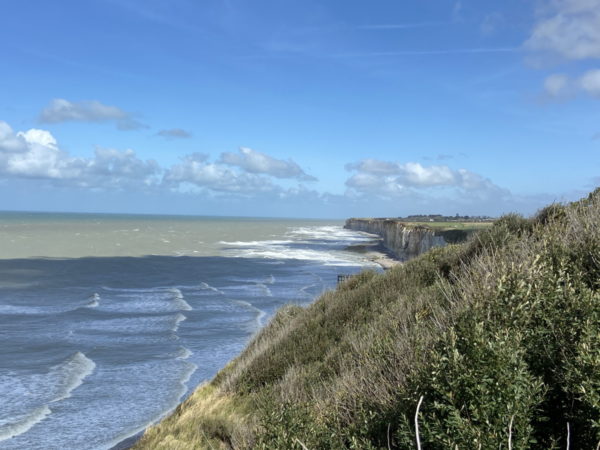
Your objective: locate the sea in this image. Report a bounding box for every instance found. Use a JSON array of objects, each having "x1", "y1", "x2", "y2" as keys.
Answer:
[{"x1": 0, "y1": 212, "x2": 380, "y2": 449}]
